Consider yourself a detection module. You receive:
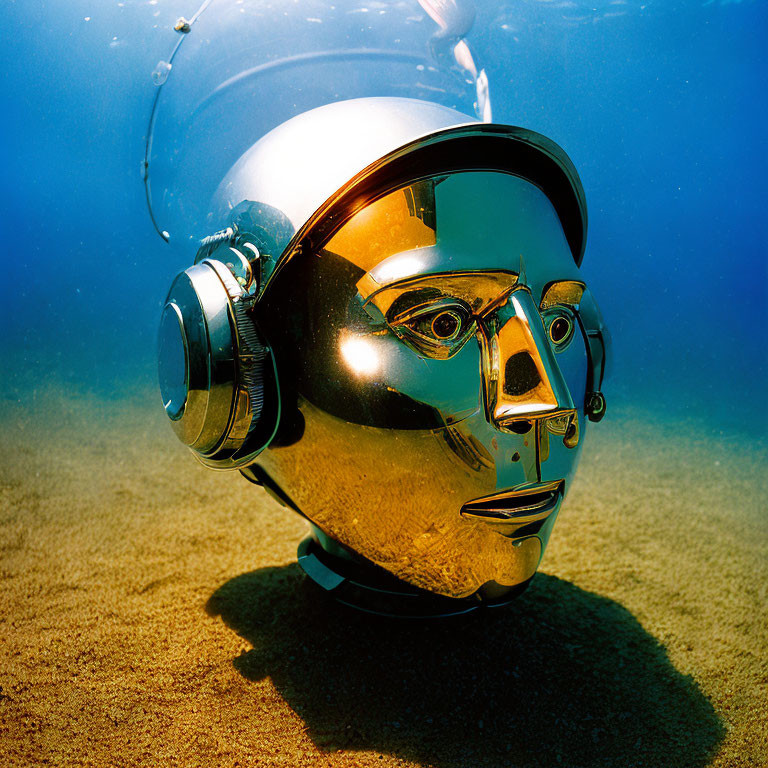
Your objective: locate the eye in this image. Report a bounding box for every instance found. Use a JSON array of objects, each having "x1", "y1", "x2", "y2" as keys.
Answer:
[
  {"x1": 550, "y1": 316, "x2": 571, "y2": 343},
  {"x1": 402, "y1": 305, "x2": 471, "y2": 341},
  {"x1": 390, "y1": 302, "x2": 474, "y2": 359},
  {"x1": 419, "y1": 309, "x2": 464, "y2": 340},
  {"x1": 544, "y1": 309, "x2": 575, "y2": 350}
]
